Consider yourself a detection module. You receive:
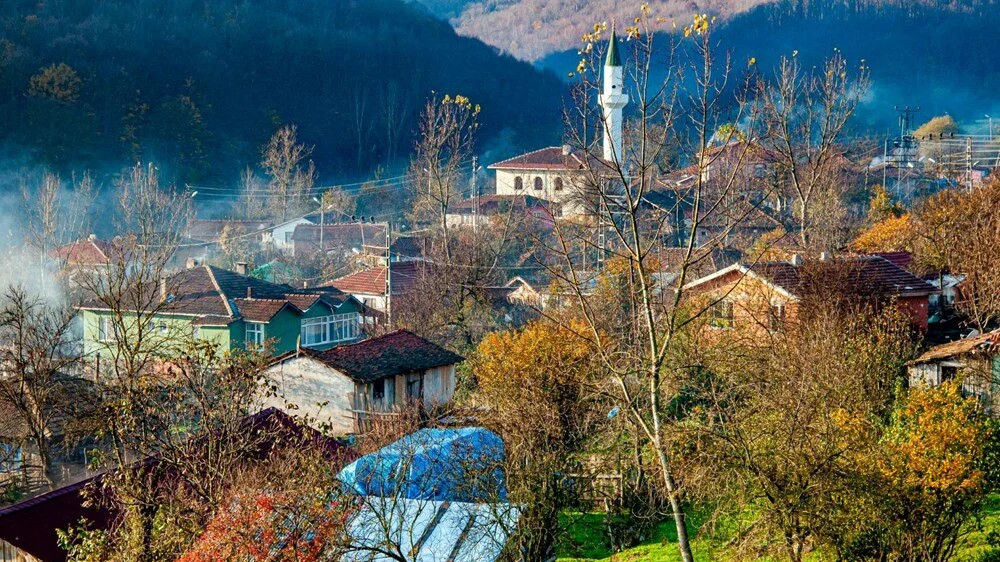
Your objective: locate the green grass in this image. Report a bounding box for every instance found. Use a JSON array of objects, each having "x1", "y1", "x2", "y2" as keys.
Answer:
[
  {"x1": 558, "y1": 510, "x2": 724, "y2": 562},
  {"x1": 558, "y1": 495, "x2": 1000, "y2": 562}
]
